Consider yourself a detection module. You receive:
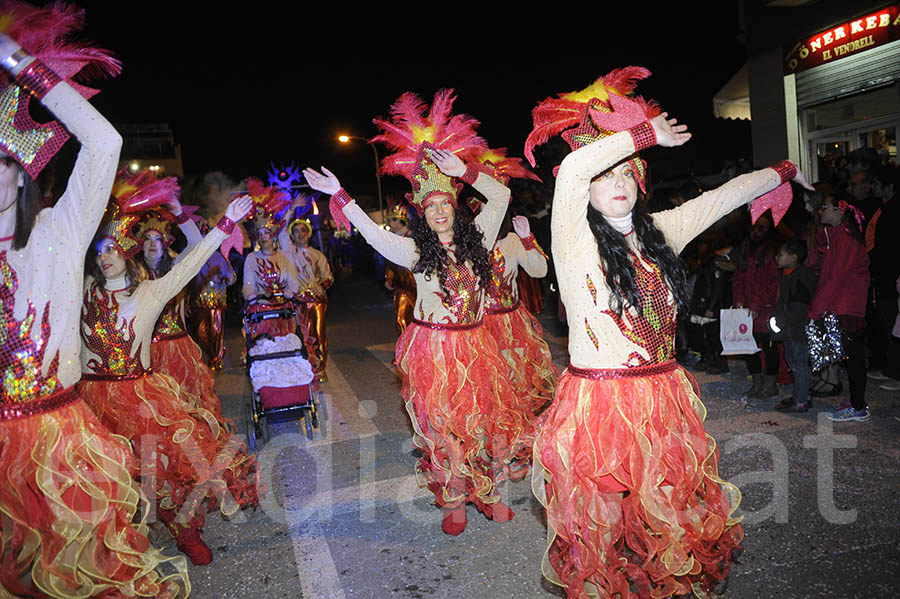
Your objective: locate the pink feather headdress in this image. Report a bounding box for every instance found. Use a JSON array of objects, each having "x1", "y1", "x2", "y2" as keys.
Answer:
[
  {"x1": 524, "y1": 66, "x2": 661, "y2": 192},
  {"x1": 371, "y1": 89, "x2": 488, "y2": 216},
  {"x1": 244, "y1": 177, "x2": 291, "y2": 235},
  {"x1": 97, "y1": 169, "x2": 178, "y2": 257},
  {"x1": 467, "y1": 147, "x2": 540, "y2": 213},
  {"x1": 0, "y1": 1, "x2": 121, "y2": 178}
]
